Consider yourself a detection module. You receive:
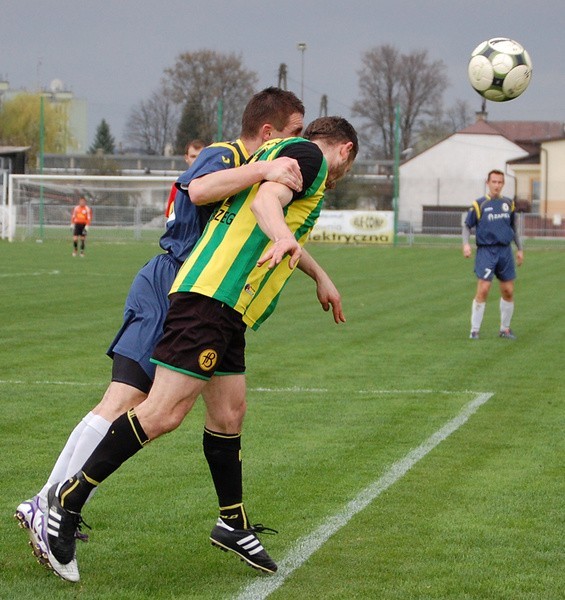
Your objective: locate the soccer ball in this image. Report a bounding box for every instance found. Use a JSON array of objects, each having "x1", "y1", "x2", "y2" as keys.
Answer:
[{"x1": 468, "y1": 37, "x2": 532, "y2": 102}]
